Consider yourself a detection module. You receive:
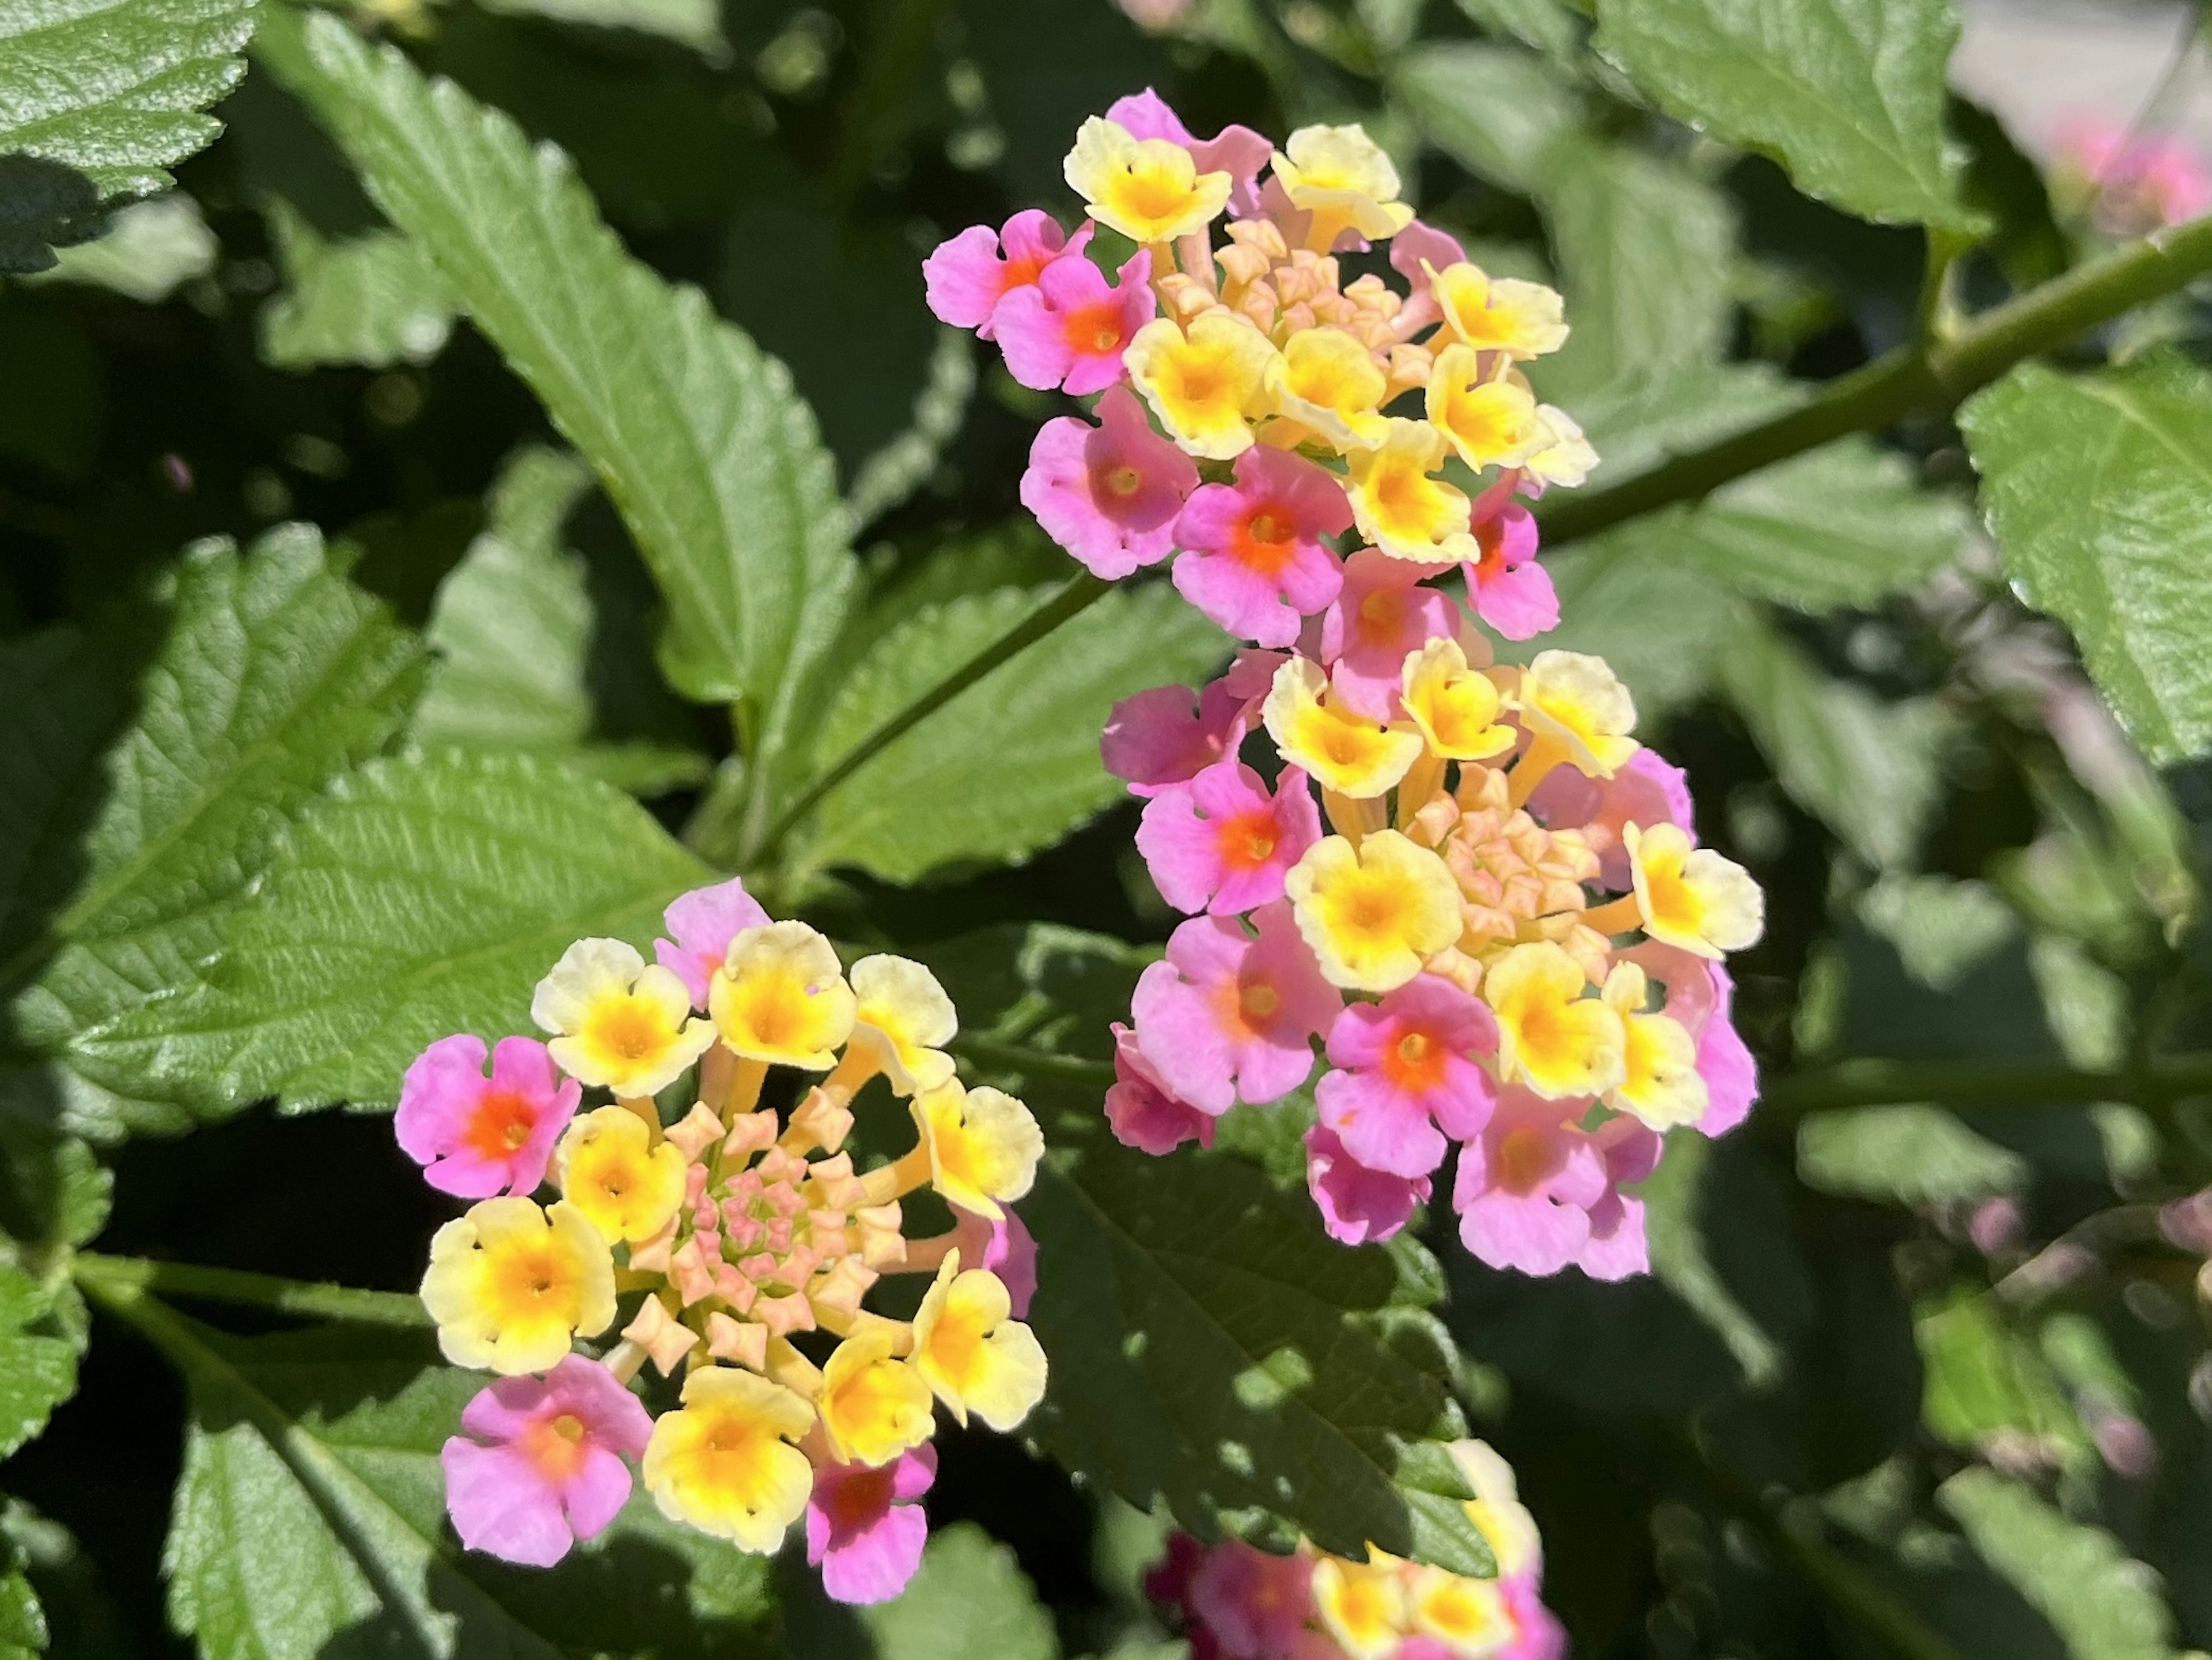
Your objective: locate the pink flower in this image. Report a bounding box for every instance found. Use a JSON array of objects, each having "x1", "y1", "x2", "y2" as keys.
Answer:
[
  {"x1": 395, "y1": 1034, "x2": 579, "y2": 1199},
  {"x1": 1022, "y1": 384, "x2": 1199, "y2": 578},
  {"x1": 995, "y1": 247, "x2": 1157, "y2": 396},
  {"x1": 1463, "y1": 483, "x2": 1557, "y2": 642},
  {"x1": 951, "y1": 1204, "x2": 1039, "y2": 1318},
  {"x1": 1136, "y1": 759, "x2": 1321, "y2": 916},
  {"x1": 1617, "y1": 941, "x2": 1756, "y2": 1137},
  {"x1": 1529, "y1": 747, "x2": 1694, "y2": 890},
  {"x1": 1106, "y1": 1021, "x2": 1219, "y2": 1156},
  {"x1": 923, "y1": 210, "x2": 1093, "y2": 340},
  {"x1": 1131, "y1": 901, "x2": 1340, "y2": 1114},
  {"x1": 1188, "y1": 1538, "x2": 1315, "y2": 1658},
  {"x1": 1101, "y1": 659, "x2": 1280, "y2": 797},
  {"x1": 1451, "y1": 1089, "x2": 1608, "y2": 1277},
  {"x1": 1319, "y1": 548, "x2": 1462, "y2": 719},
  {"x1": 653, "y1": 876, "x2": 771, "y2": 1007},
  {"x1": 1500, "y1": 1576, "x2": 1570, "y2": 1660},
  {"x1": 1315, "y1": 975, "x2": 1498, "y2": 1178},
  {"x1": 1172, "y1": 447, "x2": 1351, "y2": 646},
  {"x1": 441, "y1": 1355, "x2": 652, "y2": 1567},
  {"x1": 807, "y1": 1444, "x2": 937, "y2": 1605},
  {"x1": 1389, "y1": 219, "x2": 1464, "y2": 338},
  {"x1": 1574, "y1": 1116, "x2": 1661, "y2": 1281},
  {"x1": 1106, "y1": 89, "x2": 1274, "y2": 217},
  {"x1": 1306, "y1": 1122, "x2": 1430, "y2": 1245},
  {"x1": 2052, "y1": 113, "x2": 2212, "y2": 232}
]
